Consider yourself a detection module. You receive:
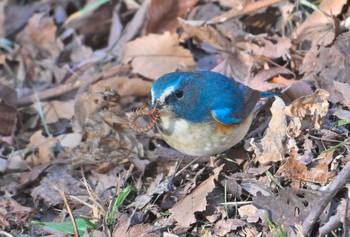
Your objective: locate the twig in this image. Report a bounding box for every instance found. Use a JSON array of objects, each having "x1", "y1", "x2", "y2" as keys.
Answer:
[
  {"x1": 302, "y1": 160, "x2": 350, "y2": 236},
  {"x1": 17, "y1": 73, "x2": 102, "y2": 107},
  {"x1": 0, "y1": 231, "x2": 15, "y2": 237},
  {"x1": 208, "y1": 0, "x2": 284, "y2": 24},
  {"x1": 56, "y1": 186, "x2": 79, "y2": 237}
]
